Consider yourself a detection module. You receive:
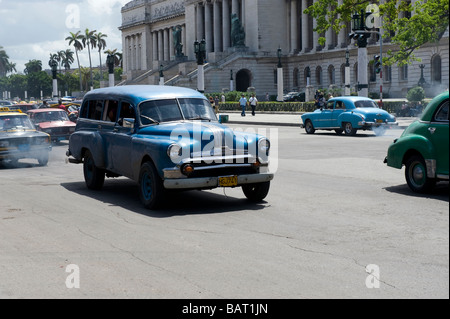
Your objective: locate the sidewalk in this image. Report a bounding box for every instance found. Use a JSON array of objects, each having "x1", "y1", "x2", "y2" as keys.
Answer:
[{"x1": 219, "y1": 111, "x2": 416, "y2": 129}]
